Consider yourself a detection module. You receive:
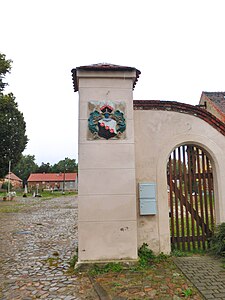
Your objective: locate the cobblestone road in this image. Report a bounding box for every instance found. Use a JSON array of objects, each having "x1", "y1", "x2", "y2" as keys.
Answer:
[
  {"x1": 0, "y1": 196, "x2": 98, "y2": 300},
  {"x1": 174, "y1": 256, "x2": 225, "y2": 300}
]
